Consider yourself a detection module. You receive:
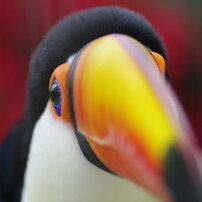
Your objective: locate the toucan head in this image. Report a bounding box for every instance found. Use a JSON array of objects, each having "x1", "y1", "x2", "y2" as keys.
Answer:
[{"x1": 28, "y1": 6, "x2": 202, "y2": 202}]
